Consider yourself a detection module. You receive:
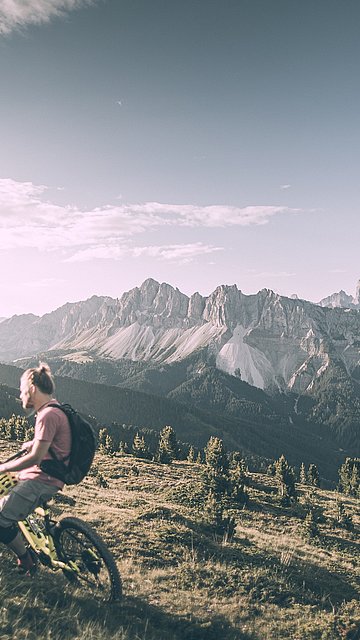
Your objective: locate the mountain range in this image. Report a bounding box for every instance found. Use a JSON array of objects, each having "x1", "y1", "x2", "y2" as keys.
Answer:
[
  {"x1": 0, "y1": 278, "x2": 359, "y2": 476},
  {"x1": 1, "y1": 278, "x2": 360, "y2": 393}
]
